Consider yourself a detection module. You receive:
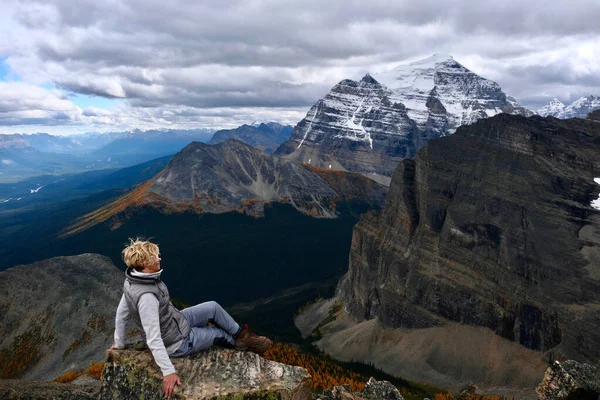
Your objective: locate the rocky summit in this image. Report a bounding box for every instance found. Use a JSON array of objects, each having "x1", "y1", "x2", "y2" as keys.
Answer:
[
  {"x1": 276, "y1": 54, "x2": 532, "y2": 185},
  {"x1": 0, "y1": 254, "x2": 122, "y2": 380},
  {"x1": 335, "y1": 113, "x2": 600, "y2": 389}
]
